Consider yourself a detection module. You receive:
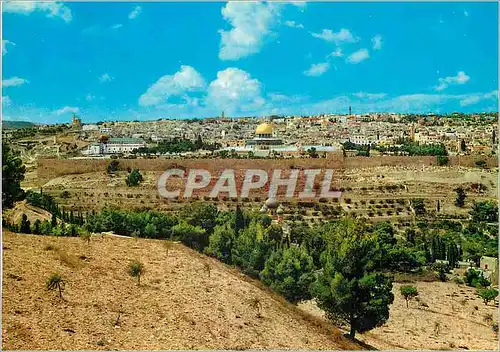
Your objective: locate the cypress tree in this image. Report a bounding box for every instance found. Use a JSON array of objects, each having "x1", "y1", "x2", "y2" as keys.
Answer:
[{"x1": 51, "y1": 213, "x2": 58, "y2": 227}]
